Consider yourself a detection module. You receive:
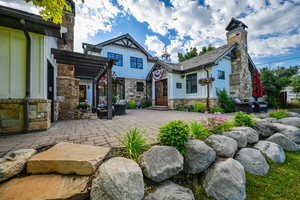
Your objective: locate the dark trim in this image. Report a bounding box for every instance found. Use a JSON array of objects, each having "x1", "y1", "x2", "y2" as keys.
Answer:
[
  {"x1": 107, "y1": 60, "x2": 114, "y2": 120},
  {"x1": 23, "y1": 30, "x2": 31, "y2": 132}
]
